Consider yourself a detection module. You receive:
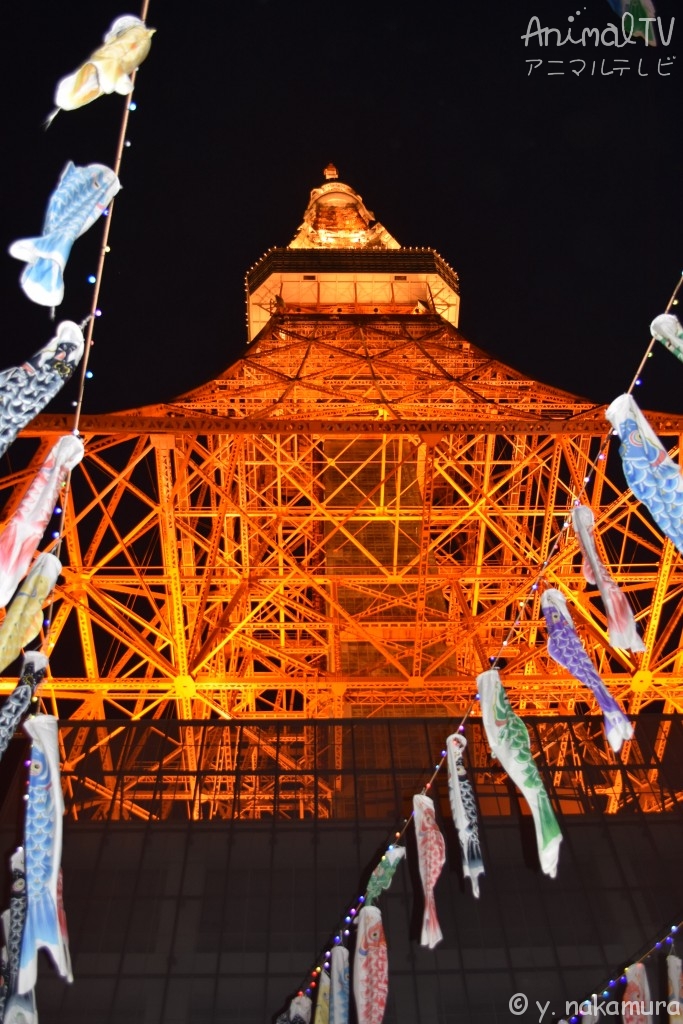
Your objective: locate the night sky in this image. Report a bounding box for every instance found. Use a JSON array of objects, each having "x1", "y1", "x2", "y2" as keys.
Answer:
[{"x1": 1, "y1": 0, "x2": 681, "y2": 415}]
